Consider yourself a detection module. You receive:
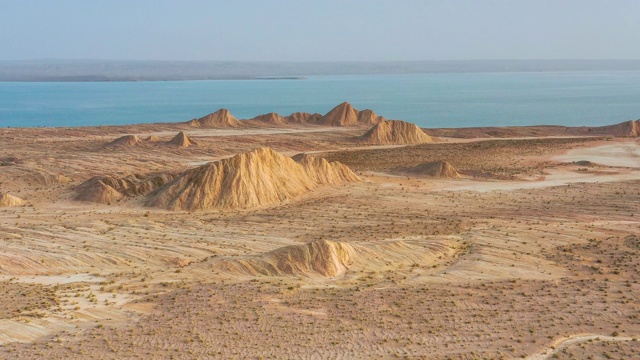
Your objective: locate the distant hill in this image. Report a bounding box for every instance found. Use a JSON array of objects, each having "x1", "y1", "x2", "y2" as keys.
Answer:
[{"x1": 2, "y1": 59, "x2": 640, "y2": 82}]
